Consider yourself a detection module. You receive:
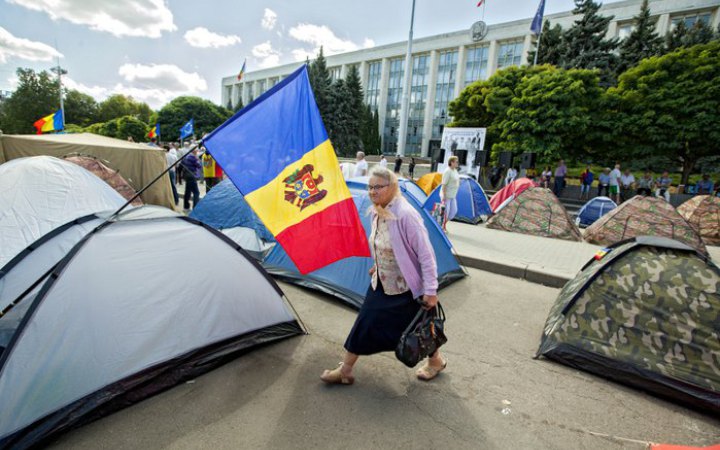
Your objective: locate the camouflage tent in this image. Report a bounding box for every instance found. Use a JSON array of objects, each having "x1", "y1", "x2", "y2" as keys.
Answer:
[
  {"x1": 63, "y1": 155, "x2": 143, "y2": 206},
  {"x1": 677, "y1": 195, "x2": 720, "y2": 246},
  {"x1": 584, "y1": 196, "x2": 707, "y2": 255},
  {"x1": 536, "y1": 237, "x2": 720, "y2": 414},
  {"x1": 485, "y1": 187, "x2": 582, "y2": 241}
]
